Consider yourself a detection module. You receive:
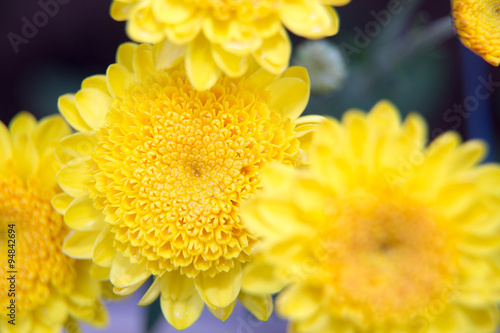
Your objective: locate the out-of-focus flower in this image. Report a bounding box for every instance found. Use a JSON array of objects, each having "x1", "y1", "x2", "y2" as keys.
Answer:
[
  {"x1": 0, "y1": 112, "x2": 108, "y2": 333},
  {"x1": 293, "y1": 40, "x2": 347, "y2": 94},
  {"x1": 241, "y1": 101, "x2": 500, "y2": 333},
  {"x1": 110, "y1": 0, "x2": 349, "y2": 90},
  {"x1": 55, "y1": 42, "x2": 318, "y2": 329},
  {"x1": 451, "y1": 0, "x2": 500, "y2": 66}
]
